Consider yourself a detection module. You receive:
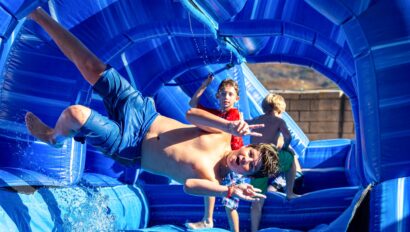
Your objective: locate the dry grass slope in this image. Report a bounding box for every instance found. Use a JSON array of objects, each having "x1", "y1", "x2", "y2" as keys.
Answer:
[{"x1": 247, "y1": 62, "x2": 338, "y2": 91}]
